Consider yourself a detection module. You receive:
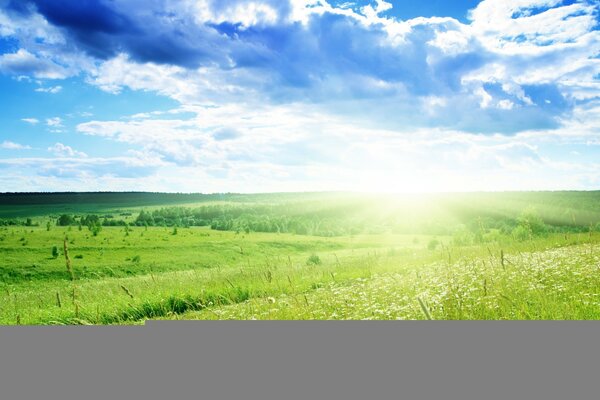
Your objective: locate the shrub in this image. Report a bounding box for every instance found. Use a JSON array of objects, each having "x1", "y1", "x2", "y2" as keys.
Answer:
[
  {"x1": 517, "y1": 208, "x2": 548, "y2": 236},
  {"x1": 89, "y1": 223, "x2": 102, "y2": 237},
  {"x1": 51, "y1": 245, "x2": 59, "y2": 258},
  {"x1": 512, "y1": 225, "x2": 530, "y2": 242},
  {"x1": 427, "y1": 239, "x2": 439, "y2": 251},
  {"x1": 451, "y1": 225, "x2": 474, "y2": 247},
  {"x1": 306, "y1": 254, "x2": 321, "y2": 266}
]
